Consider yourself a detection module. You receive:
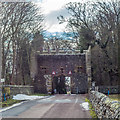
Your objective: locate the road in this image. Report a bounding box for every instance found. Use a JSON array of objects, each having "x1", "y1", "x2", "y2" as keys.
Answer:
[{"x1": 1, "y1": 94, "x2": 91, "y2": 118}]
